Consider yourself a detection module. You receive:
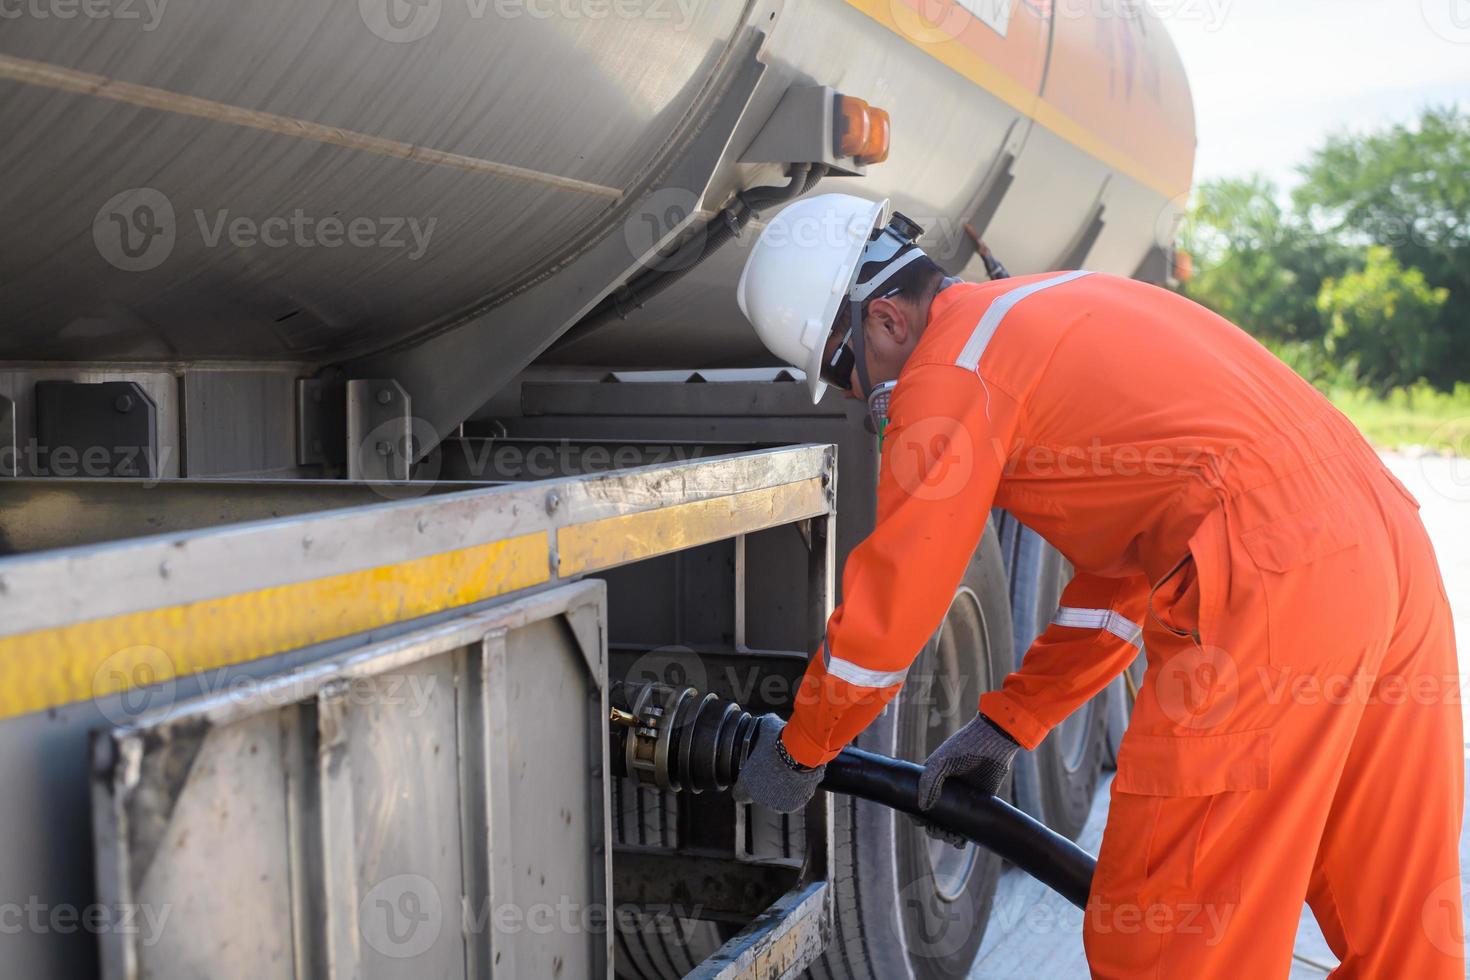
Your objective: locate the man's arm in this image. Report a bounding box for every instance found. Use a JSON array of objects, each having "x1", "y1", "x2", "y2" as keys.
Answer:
[
  {"x1": 979, "y1": 572, "x2": 1149, "y2": 749},
  {"x1": 781, "y1": 363, "x2": 1022, "y2": 767}
]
